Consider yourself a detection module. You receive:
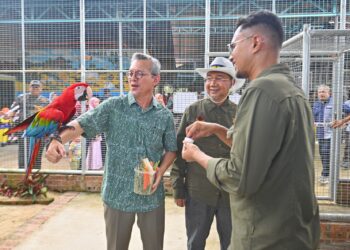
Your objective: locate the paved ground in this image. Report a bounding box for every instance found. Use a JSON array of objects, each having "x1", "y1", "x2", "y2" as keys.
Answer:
[
  {"x1": 1, "y1": 144, "x2": 350, "y2": 249},
  {"x1": 1, "y1": 192, "x2": 350, "y2": 250},
  {"x1": 0, "y1": 192, "x2": 220, "y2": 250}
]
